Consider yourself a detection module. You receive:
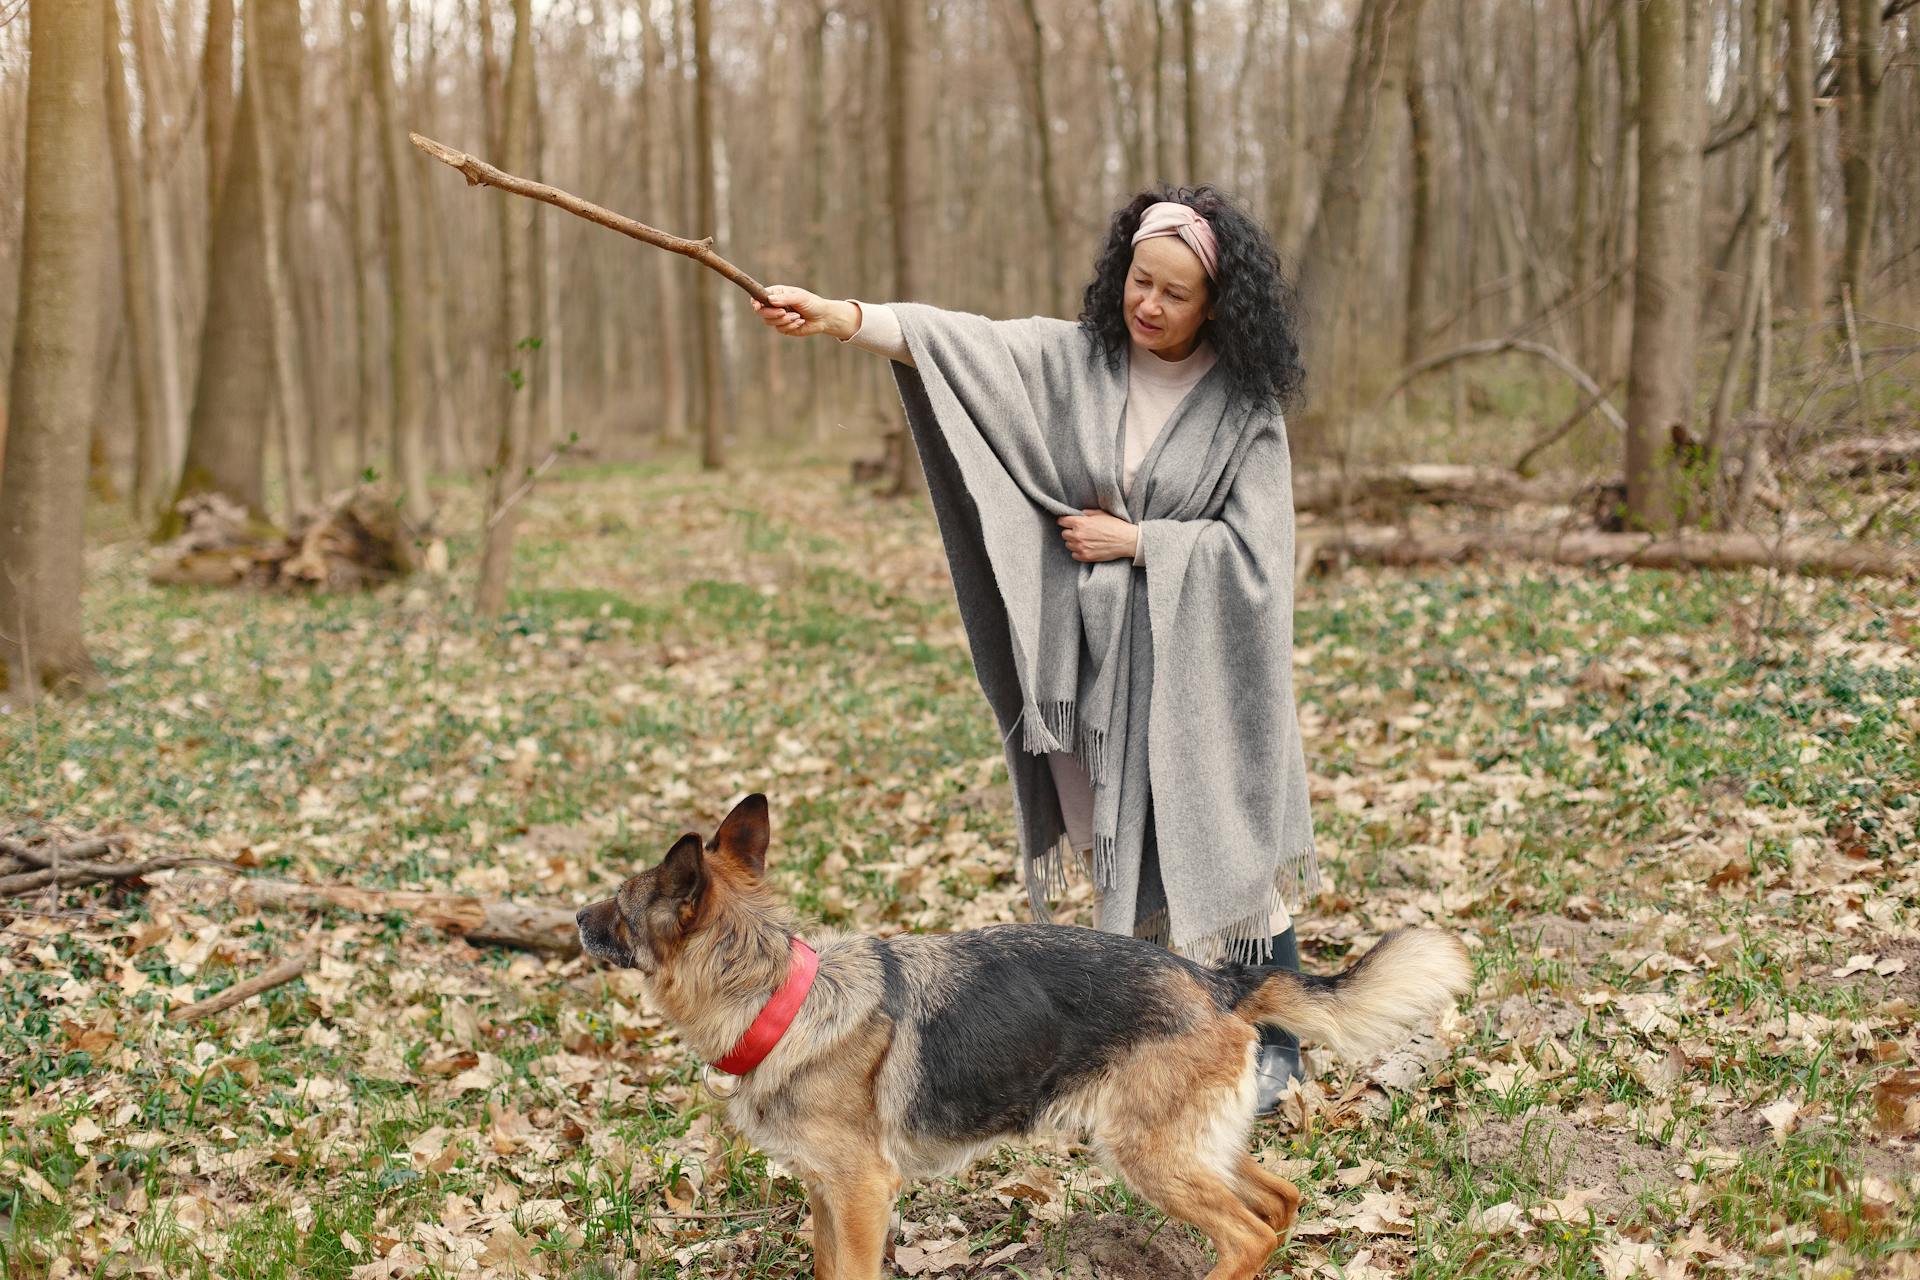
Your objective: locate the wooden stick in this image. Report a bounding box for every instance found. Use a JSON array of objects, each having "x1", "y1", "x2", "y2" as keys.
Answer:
[
  {"x1": 168, "y1": 929, "x2": 319, "y2": 1024},
  {"x1": 409, "y1": 132, "x2": 773, "y2": 306}
]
